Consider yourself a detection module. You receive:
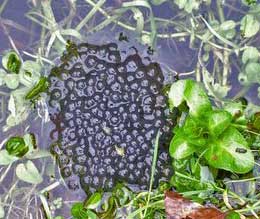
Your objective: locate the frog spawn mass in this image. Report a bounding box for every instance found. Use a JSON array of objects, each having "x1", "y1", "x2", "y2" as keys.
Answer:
[{"x1": 48, "y1": 42, "x2": 173, "y2": 193}]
